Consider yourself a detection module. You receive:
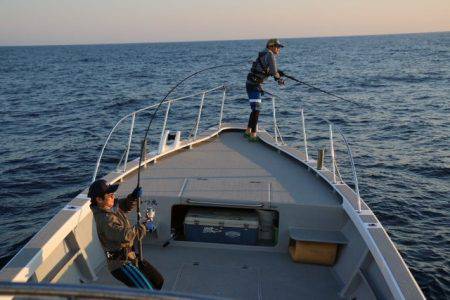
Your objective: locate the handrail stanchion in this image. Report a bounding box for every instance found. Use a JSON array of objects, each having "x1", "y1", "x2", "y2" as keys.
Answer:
[
  {"x1": 92, "y1": 120, "x2": 126, "y2": 182},
  {"x1": 158, "y1": 101, "x2": 171, "y2": 153},
  {"x1": 301, "y1": 108, "x2": 309, "y2": 161},
  {"x1": 353, "y1": 162, "x2": 362, "y2": 212},
  {"x1": 351, "y1": 153, "x2": 361, "y2": 212},
  {"x1": 193, "y1": 92, "x2": 206, "y2": 140},
  {"x1": 272, "y1": 97, "x2": 278, "y2": 144},
  {"x1": 329, "y1": 124, "x2": 336, "y2": 183},
  {"x1": 335, "y1": 126, "x2": 362, "y2": 212},
  {"x1": 123, "y1": 113, "x2": 136, "y2": 172},
  {"x1": 218, "y1": 87, "x2": 226, "y2": 129}
]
